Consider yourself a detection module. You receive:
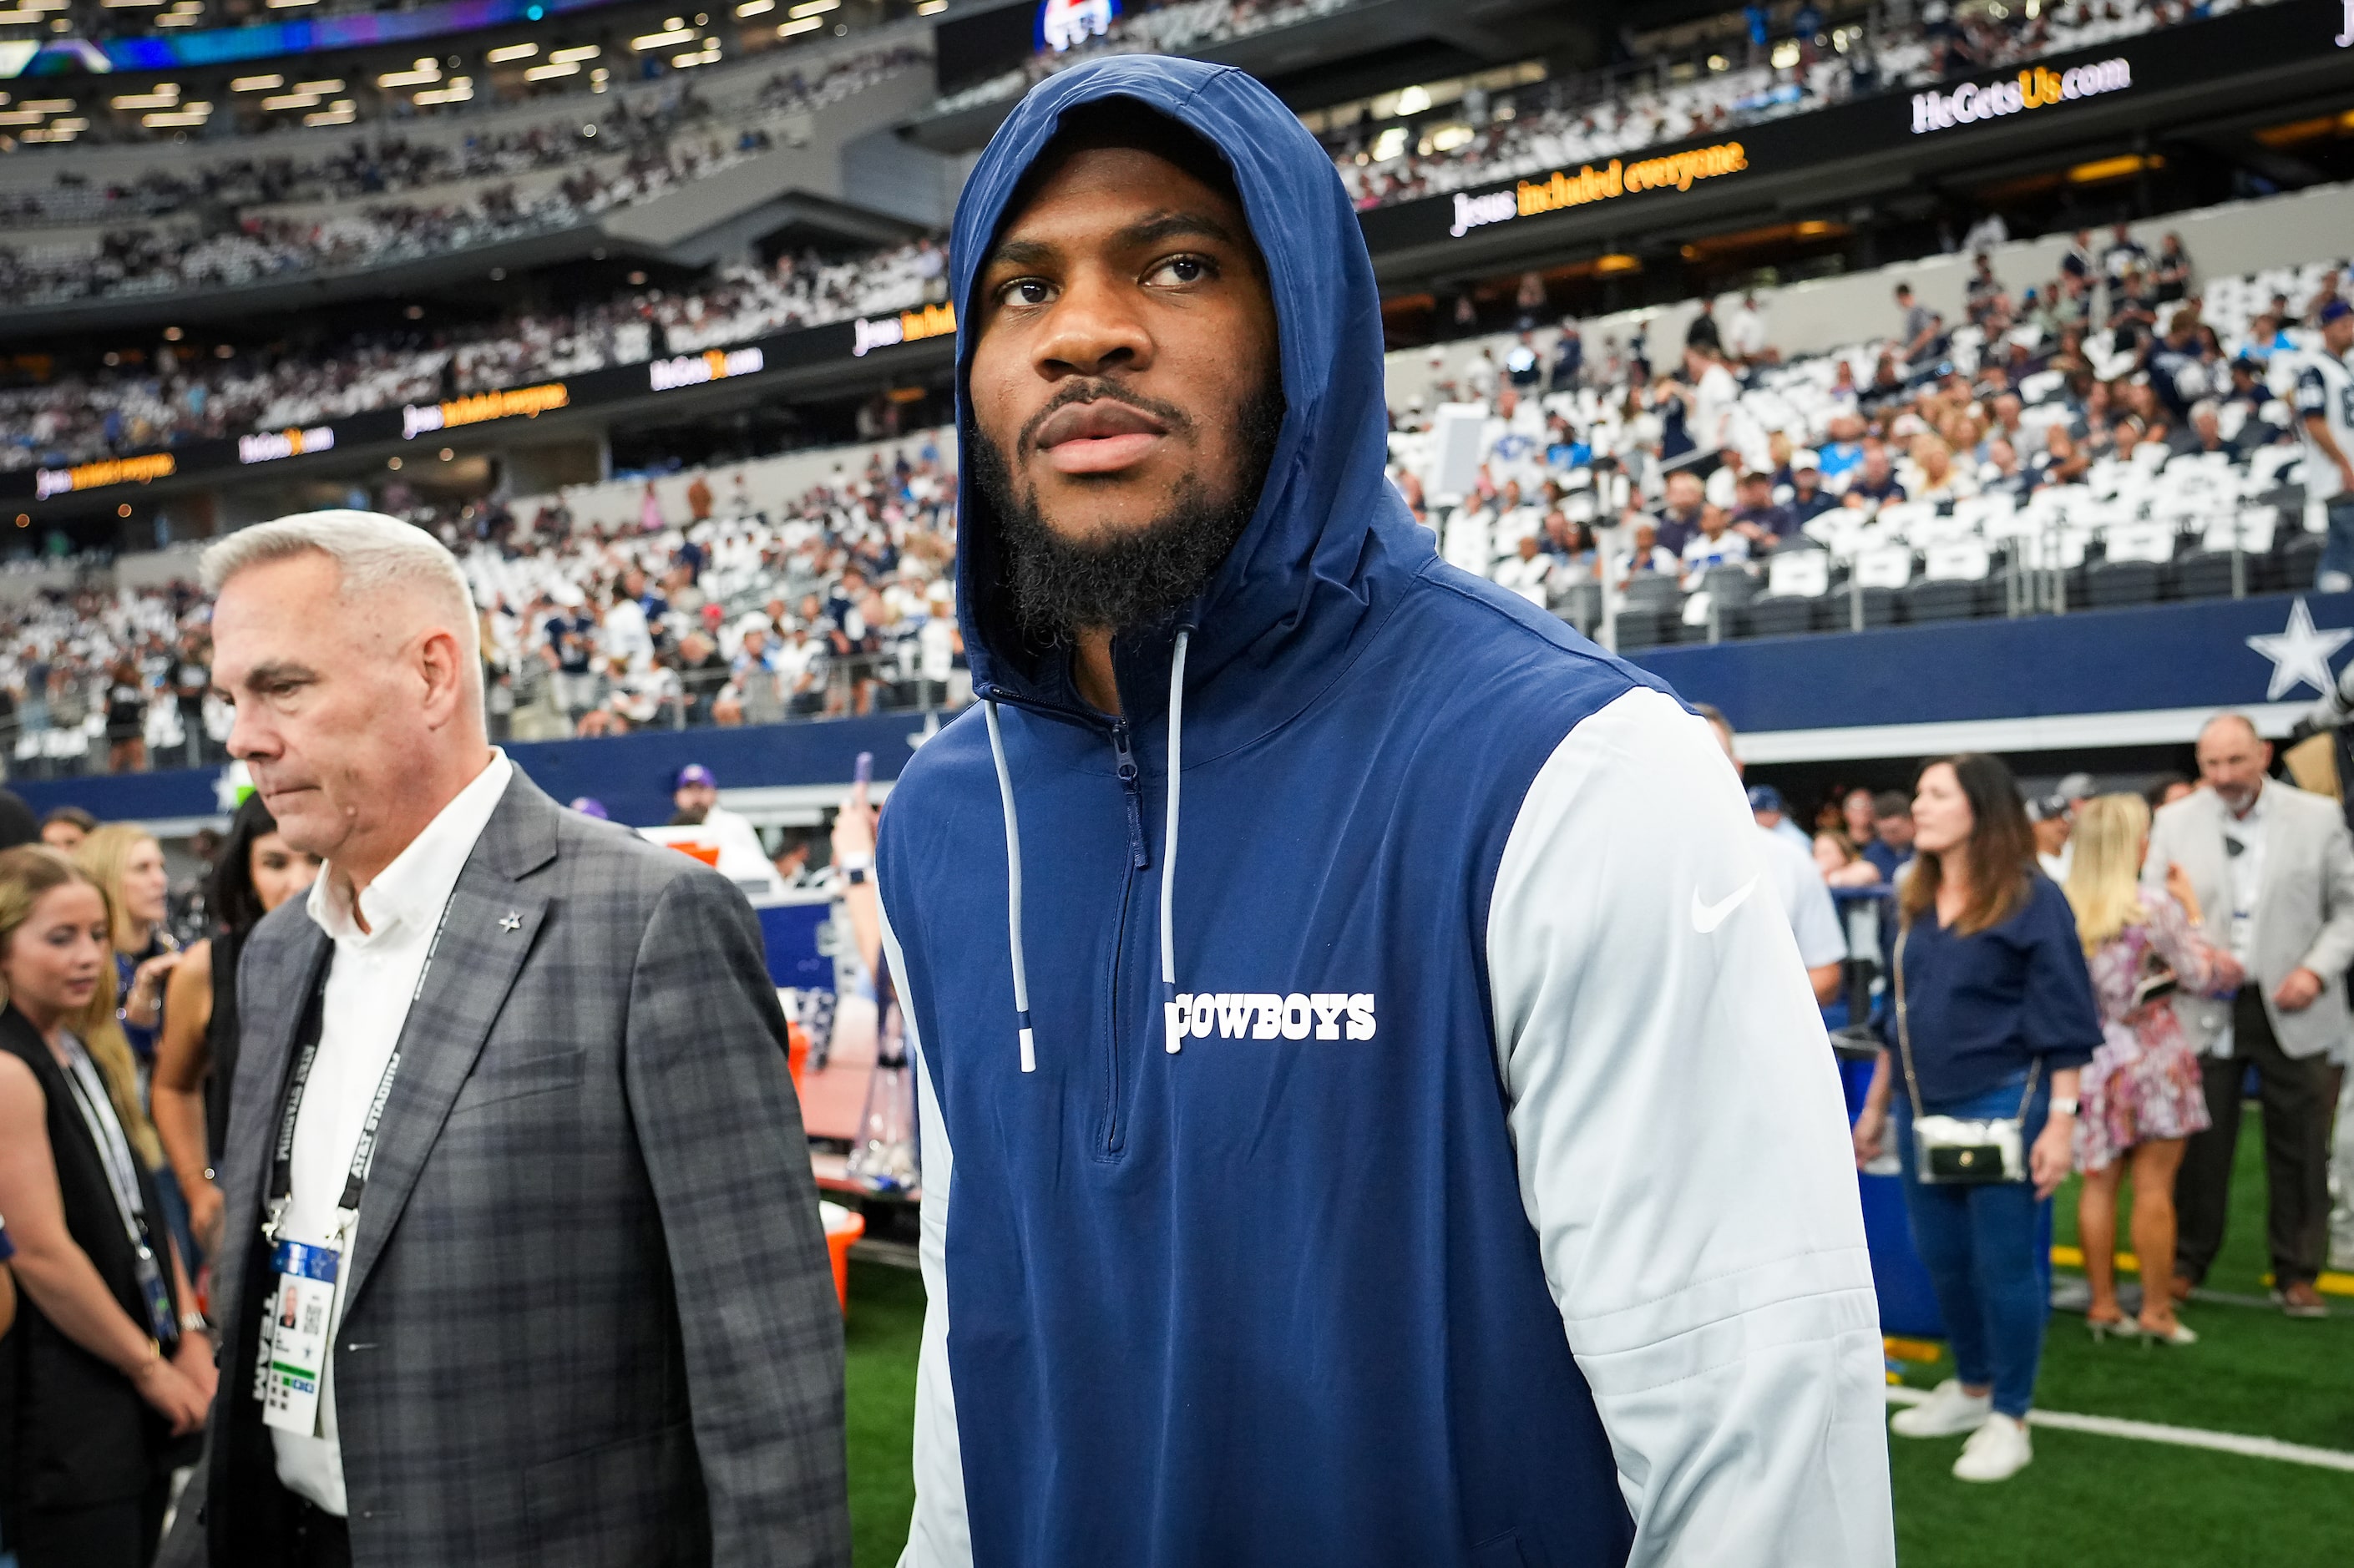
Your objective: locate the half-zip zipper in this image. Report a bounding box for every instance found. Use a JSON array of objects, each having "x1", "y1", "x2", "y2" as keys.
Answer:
[{"x1": 1103, "y1": 718, "x2": 1148, "y2": 1157}]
